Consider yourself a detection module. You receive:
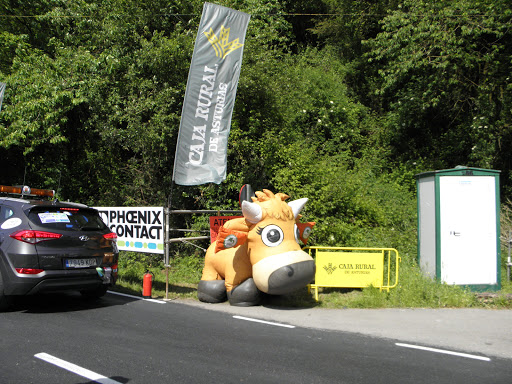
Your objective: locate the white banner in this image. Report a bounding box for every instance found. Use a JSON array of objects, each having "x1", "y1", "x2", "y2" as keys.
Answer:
[{"x1": 95, "y1": 207, "x2": 164, "y2": 254}]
